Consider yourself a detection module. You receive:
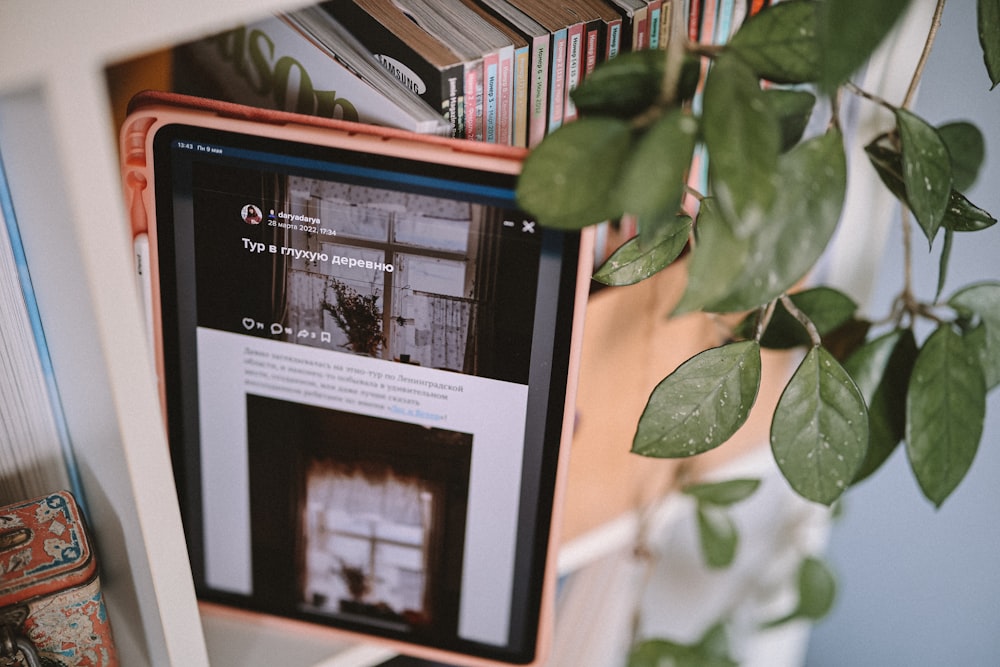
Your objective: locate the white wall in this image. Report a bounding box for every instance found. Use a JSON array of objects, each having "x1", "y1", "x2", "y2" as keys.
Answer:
[{"x1": 806, "y1": 3, "x2": 1000, "y2": 665}]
